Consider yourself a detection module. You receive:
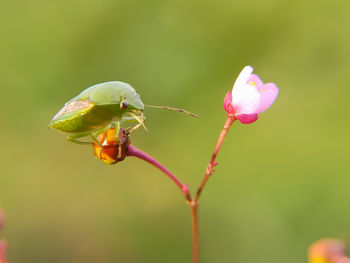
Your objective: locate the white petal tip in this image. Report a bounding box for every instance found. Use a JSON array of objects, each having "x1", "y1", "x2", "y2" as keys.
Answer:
[
  {"x1": 232, "y1": 66, "x2": 255, "y2": 92},
  {"x1": 242, "y1": 65, "x2": 254, "y2": 73}
]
